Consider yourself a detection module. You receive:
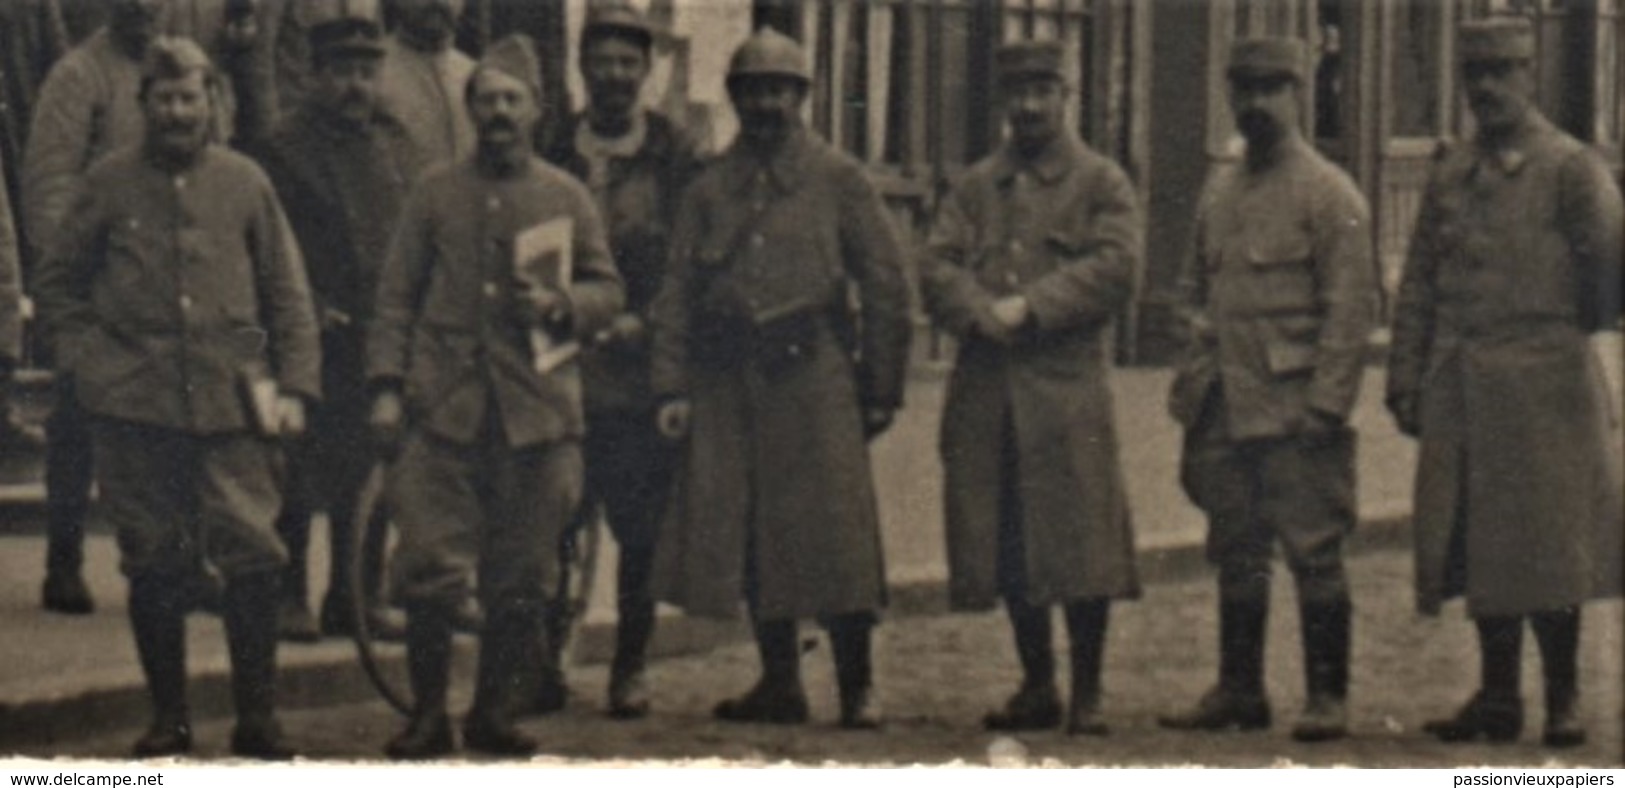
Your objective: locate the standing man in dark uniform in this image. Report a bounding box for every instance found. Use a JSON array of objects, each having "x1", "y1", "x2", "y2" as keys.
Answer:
[
  {"x1": 922, "y1": 40, "x2": 1142, "y2": 736},
  {"x1": 367, "y1": 35, "x2": 623, "y2": 759},
  {"x1": 252, "y1": 11, "x2": 422, "y2": 642},
  {"x1": 648, "y1": 28, "x2": 911, "y2": 730},
  {"x1": 541, "y1": 2, "x2": 701, "y2": 719},
  {"x1": 1158, "y1": 38, "x2": 1378, "y2": 743},
  {"x1": 32, "y1": 37, "x2": 321, "y2": 758},
  {"x1": 1387, "y1": 19, "x2": 1622, "y2": 748}
]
